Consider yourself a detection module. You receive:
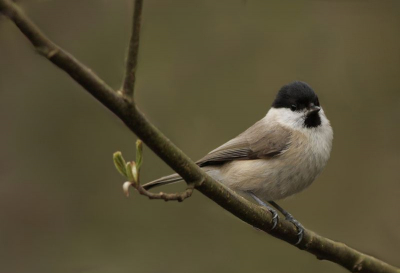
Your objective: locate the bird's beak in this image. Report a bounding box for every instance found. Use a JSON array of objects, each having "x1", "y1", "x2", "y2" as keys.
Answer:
[{"x1": 308, "y1": 104, "x2": 321, "y2": 114}]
